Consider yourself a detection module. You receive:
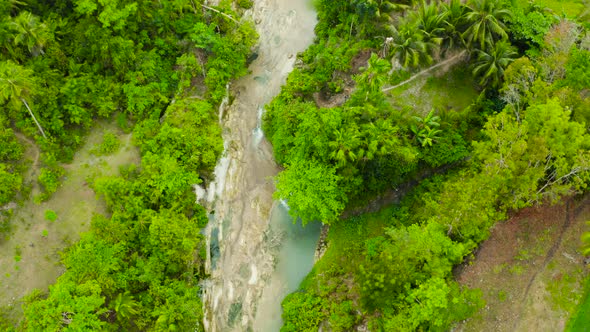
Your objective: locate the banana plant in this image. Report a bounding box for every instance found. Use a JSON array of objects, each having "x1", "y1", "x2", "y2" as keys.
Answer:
[{"x1": 410, "y1": 109, "x2": 442, "y2": 147}]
